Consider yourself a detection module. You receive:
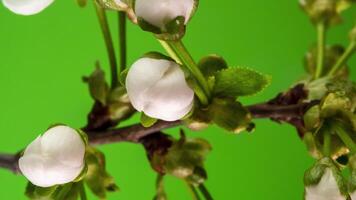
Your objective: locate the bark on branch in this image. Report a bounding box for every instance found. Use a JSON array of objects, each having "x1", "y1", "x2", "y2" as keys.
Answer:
[{"x1": 0, "y1": 101, "x2": 315, "y2": 174}]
